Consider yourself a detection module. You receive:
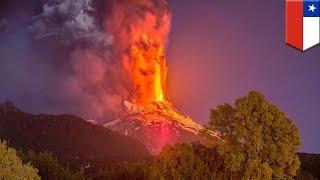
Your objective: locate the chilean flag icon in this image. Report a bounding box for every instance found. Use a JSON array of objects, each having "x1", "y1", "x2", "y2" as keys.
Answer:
[{"x1": 286, "y1": 0, "x2": 320, "y2": 51}]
